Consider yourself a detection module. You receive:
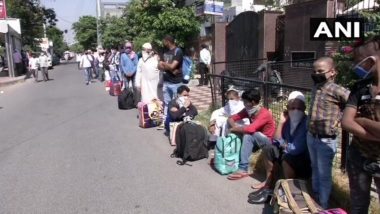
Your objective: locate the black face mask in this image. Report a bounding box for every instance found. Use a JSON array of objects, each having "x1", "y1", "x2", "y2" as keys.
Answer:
[{"x1": 311, "y1": 73, "x2": 327, "y2": 84}]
